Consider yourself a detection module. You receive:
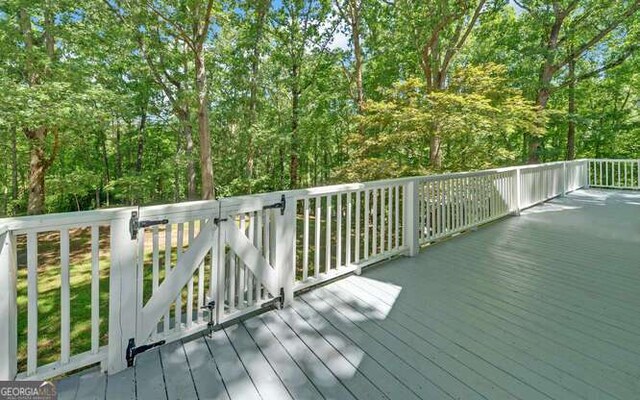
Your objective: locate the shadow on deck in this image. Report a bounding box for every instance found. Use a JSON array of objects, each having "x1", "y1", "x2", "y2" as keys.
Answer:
[{"x1": 58, "y1": 189, "x2": 640, "y2": 400}]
